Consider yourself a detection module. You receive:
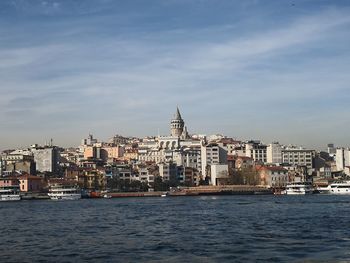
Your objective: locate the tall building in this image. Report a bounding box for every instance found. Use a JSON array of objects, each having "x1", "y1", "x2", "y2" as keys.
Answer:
[
  {"x1": 336, "y1": 148, "x2": 350, "y2": 171},
  {"x1": 327, "y1": 143, "x2": 336, "y2": 155},
  {"x1": 81, "y1": 134, "x2": 97, "y2": 147},
  {"x1": 267, "y1": 142, "x2": 282, "y2": 164},
  {"x1": 171, "y1": 107, "x2": 185, "y2": 137},
  {"x1": 31, "y1": 146, "x2": 59, "y2": 173},
  {"x1": 139, "y1": 107, "x2": 192, "y2": 165},
  {"x1": 201, "y1": 143, "x2": 228, "y2": 177},
  {"x1": 245, "y1": 140, "x2": 267, "y2": 163}
]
